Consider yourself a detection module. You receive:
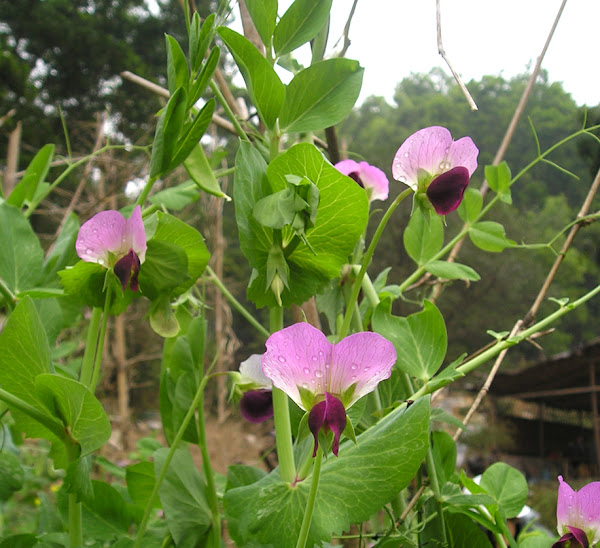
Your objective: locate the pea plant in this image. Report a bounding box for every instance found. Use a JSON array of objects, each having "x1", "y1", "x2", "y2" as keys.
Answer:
[{"x1": 1, "y1": 2, "x2": 599, "y2": 547}]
